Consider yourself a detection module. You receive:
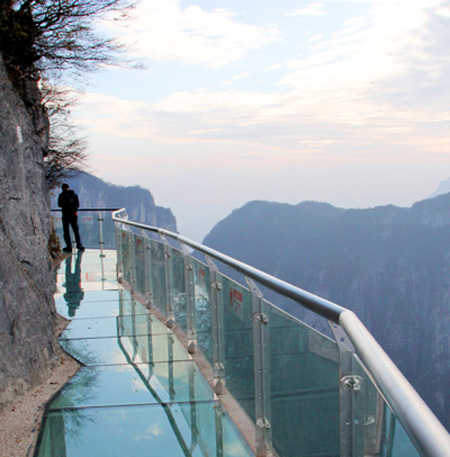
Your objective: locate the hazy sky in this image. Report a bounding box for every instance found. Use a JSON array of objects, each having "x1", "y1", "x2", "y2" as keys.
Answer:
[{"x1": 72, "y1": 0, "x2": 450, "y2": 240}]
